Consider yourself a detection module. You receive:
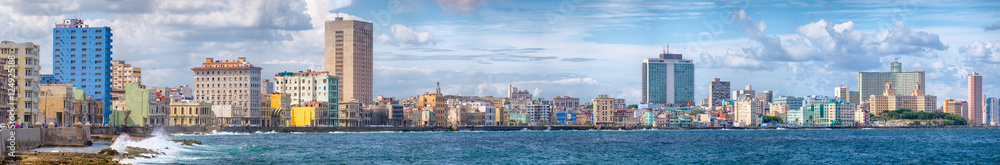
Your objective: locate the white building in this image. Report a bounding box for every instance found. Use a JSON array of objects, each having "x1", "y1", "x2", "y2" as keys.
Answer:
[
  {"x1": 734, "y1": 99, "x2": 766, "y2": 127},
  {"x1": 1, "y1": 41, "x2": 40, "y2": 124},
  {"x1": 192, "y1": 57, "x2": 262, "y2": 126}
]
